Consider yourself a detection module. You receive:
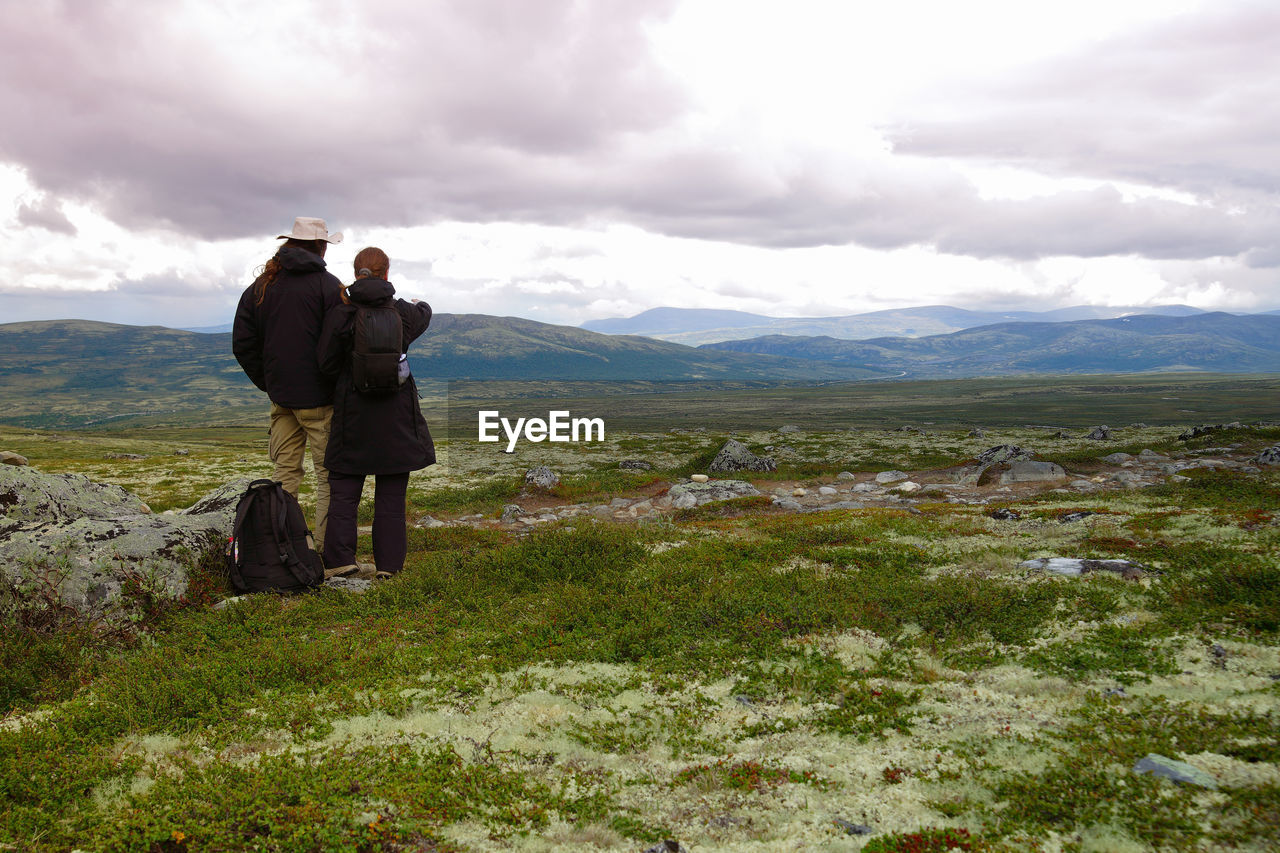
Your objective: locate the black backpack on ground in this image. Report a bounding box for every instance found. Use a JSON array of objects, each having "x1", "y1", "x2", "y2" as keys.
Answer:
[
  {"x1": 225, "y1": 479, "x2": 323, "y2": 594},
  {"x1": 350, "y1": 302, "x2": 403, "y2": 394}
]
